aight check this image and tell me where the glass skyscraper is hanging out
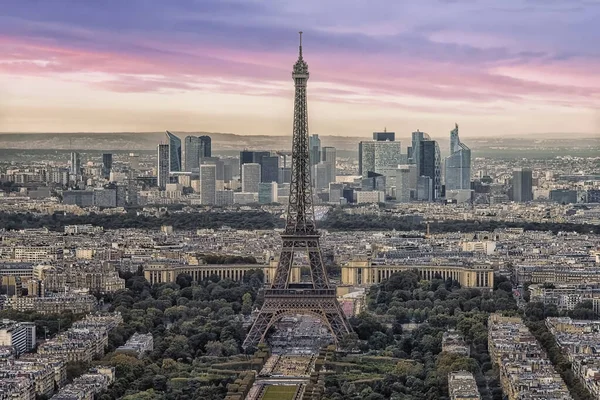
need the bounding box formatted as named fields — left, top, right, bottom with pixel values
left=309, top=134, right=321, bottom=167
left=165, top=131, right=182, bottom=172
left=184, top=135, right=211, bottom=172
left=157, top=144, right=170, bottom=190
left=444, top=124, right=471, bottom=191
left=418, top=139, right=441, bottom=200
left=513, top=168, right=533, bottom=202
left=102, top=153, right=112, bottom=179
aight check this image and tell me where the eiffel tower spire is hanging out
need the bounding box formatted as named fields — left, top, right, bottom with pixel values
left=243, top=33, right=352, bottom=350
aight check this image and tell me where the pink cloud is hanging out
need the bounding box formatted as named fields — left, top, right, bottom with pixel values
left=1, top=34, right=599, bottom=111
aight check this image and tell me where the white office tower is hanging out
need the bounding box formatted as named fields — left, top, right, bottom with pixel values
left=199, top=164, right=216, bottom=205
left=396, top=165, right=413, bottom=203
left=242, top=163, right=261, bottom=193
left=258, top=182, right=278, bottom=204
left=157, top=144, right=170, bottom=190
left=359, top=131, right=402, bottom=177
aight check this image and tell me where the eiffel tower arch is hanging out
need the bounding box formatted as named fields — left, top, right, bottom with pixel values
left=243, top=32, right=352, bottom=349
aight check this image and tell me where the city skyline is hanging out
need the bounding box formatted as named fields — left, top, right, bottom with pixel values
left=1, top=1, right=599, bottom=137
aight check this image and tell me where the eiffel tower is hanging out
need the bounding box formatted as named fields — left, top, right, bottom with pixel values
left=242, top=32, right=352, bottom=349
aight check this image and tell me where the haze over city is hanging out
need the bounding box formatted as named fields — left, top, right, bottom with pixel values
left=1, top=0, right=599, bottom=136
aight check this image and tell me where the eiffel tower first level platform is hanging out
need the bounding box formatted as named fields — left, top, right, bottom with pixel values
left=242, top=287, right=351, bottom=349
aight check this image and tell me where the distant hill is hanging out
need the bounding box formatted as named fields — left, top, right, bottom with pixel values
left=0, top=132, right=597, bottom=156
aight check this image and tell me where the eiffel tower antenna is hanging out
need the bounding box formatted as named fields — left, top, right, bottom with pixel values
left=243, top=32, right=352, bottom=349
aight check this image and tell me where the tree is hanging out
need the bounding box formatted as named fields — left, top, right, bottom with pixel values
left=241, top=292, right=253, bottom=315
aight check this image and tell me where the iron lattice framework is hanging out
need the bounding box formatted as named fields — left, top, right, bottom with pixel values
left=243, top=32, right=352, bottom=349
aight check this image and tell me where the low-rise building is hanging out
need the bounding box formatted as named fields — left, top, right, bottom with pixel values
left=448, top=371, right=480, bottom=400
left=0, top=319, right=36, bottom=354
left=488, top=314, right=572, bottom=400
left=5, top=293, right=97, bottom=315
left=442, top=330, right=470, bottom=356
left=116, top=333, right=153, bottom=357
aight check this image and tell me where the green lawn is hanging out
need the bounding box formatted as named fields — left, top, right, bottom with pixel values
left=261, top=385, right=298, bottom=400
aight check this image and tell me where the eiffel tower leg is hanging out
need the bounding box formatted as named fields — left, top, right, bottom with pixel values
left=243, top=309, right=275, bottom=349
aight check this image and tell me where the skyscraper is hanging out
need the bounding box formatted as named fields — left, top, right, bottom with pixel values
left=70, top=152, right=80, bottom=177
left=203, top=157, right=224, bottom=181
left=445, top=124, right=471, bottom=191
left=102, top=153, right=112, bottom=179
left=199, top=164, right=216, bottom=205
left=260, top=156, right=279, bottom=183
left=157, top=144, right=169, bottom=190
left=242, top=163, right=261, bottom=192
left=419, top=139, right=441, bottom=200
left=313, top=162, right=332, bottom=190
left=322, top=146, right=336, bottom=182
left=309, top=134, right=321, bottom=167
left=184, top=135, right=211, bottom=172
left=410, top=130, right=430, bottom=171
left=165, top=131, right=182, bottom=172
left=239, top=150, right=270, bottom=178
left=513, top=168, right=533, bottom=202
left=359, top=134, right=401, bottom=177
left=373, top=130, right=395, bottom=142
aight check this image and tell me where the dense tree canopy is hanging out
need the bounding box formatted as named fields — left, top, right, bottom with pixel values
left=96, top=269, right=265, bottom=400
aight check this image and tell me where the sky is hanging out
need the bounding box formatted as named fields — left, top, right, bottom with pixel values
left=0, top=0, right=599, bottom=137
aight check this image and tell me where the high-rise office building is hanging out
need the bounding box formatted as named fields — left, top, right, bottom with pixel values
left=184, top=135, right=211, bottom=172
left=216, top=190, right=234, bottom=206
left=513, top=168, right=533, bottom=202
left=70, top=152, right=81, bottom=177
left=102, top=153, right=112, bottom=179
left=129, top=153, right=140, bottom=172
left=373, top=130, right=395, bottom=142
left=279, top=167, right=291, bottom=184
left=203, top=157, right=224, bottom=182
left=410, top=130, right=430, bottom=170
left=258, top=182, right=278, bottom=204
left=445, top=124, right=471, bottom=191
left=239, top=150, right=270, bottom=178
left=361, top=172, right=386, bottom=192
left=416, top=176, right=433, bottom=201
left=242, top=163, right=261, bottom=193
left=157, top=144, right=170, bottom=190
left=309, top=134, right=321, bottom=167
left=165, top=131, right=182, bottom=172
left=396, top=165, right=413, bottom=203
left=328, top=183, right=344, bottom=203
left=199, top=164, right=216, bottom=205
left=359, top=136, right=402, bottom=177
left=260, top=156, right=279, bottom=183
left=419, top=139, right=441, bottom=200
left=322, top=146, right=336, bottom=182
left=313, top=162, right=332, bottom=190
